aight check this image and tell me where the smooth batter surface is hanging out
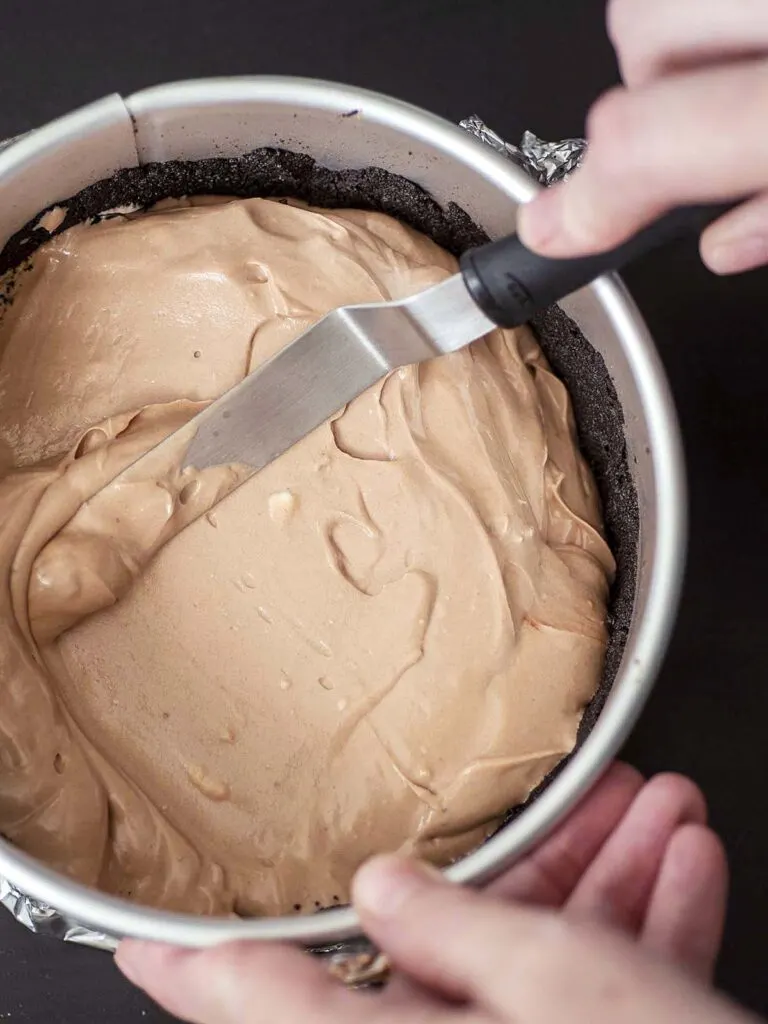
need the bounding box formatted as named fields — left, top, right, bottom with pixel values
left=0, top=197, right=615, bottom=916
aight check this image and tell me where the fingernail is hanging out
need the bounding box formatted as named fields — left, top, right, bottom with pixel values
left=353, top=855, right=443, bottom=919
left=115, top=940, right=186, bottom=987
left=517, top=191, right=566, bottom=254
left=706, top=236, right=768, bottom=275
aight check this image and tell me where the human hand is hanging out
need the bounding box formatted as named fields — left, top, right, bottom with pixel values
left=516, top=0, right=768, bottom=275
left=115, top=764, right=745, bottom=1023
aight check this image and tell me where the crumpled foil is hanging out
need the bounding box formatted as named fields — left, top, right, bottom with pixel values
left=0, top=876, right=117, bottom=951
left=0, top=135, right=21, bottom=156
left=460, top=115, right=586, bottom=185
left=0, top=117, right=587, bottom=975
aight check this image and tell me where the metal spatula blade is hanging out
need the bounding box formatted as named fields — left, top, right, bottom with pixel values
left=183, top=273, right=494, bottom=473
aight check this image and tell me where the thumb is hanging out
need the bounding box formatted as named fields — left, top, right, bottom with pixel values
left=352, top=855, right=556, bottom=1007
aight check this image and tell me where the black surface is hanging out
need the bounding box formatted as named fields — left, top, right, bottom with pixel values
left=0, top=0, right=766, bottom=1020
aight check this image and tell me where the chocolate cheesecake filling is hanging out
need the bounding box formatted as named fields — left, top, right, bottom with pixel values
left=0, top=154, right=637, bottom=917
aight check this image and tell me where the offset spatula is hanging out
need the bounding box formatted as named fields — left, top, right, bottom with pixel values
left=101, top=203, right=730, bottom=516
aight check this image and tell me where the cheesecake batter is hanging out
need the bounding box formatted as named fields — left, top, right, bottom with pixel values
left=0, top=196, right=615, bottom=916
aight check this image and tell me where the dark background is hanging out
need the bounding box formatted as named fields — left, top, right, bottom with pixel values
left=0, top=0, right=766, bottom=1019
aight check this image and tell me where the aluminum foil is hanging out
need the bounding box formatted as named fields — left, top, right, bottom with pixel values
left=0, top=876, right=117, bottom=951
left=0, top=135, right=21, bottom=156
left=0, top=116, right=586, bottom=971
left=460, top=115, right=586, bottom=185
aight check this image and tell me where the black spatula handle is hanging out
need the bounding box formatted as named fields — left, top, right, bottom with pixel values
left=460, top=203, right=736, bottom=329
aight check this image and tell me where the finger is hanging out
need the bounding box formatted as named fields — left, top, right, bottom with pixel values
left=516, top=60, right=768, bottom=258
left=488, top=761, right=644, bottom=906
left=353, top=856, right=747, bottom=1024
left=354, top=855, right=555, bottom=1007
left=377, top=974, right=466, bottom=1021
left=608, top=0, right=768, bottom=87
left=701, top=190, right=768, bottom=273
left=566, top=773, right=707, bottom=933
left=642, top=824, right=729, bottom=982
left=115, top=940, right=360, bottom=1024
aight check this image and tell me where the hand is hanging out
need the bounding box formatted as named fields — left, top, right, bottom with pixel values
left=516, top=0, right=768, bottom=275
left=114, top=764, right=744, bottom=1023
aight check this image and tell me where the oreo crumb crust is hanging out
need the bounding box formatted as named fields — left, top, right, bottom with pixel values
left=0, top=145, right=638, bottom=902
left=0, top=148, right=487, bottom=278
